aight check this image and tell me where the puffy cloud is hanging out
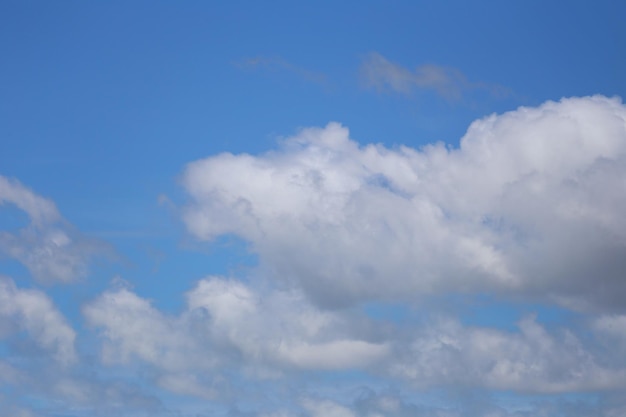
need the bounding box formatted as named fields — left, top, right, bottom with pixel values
left=180, top=96, right=626, bottom=311
left=0, top=176, right=105, bottom=284
left=84, top=279, right=626, bottom=398
left=0, top=276, right=76, bottom=365
left=187, top=278, right=388, bottom=370
left=84, top=277, right=388, bottom=396
left=360, top=52, right=509, bottom=100
left=83, top=287, right=205, bottom=371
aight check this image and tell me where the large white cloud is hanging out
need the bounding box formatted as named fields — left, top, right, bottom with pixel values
left=0, top=176, right=105, bottom=284
left=180, top=95, right=626, bottom=311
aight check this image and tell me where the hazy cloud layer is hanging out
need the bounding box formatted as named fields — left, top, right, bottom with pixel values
left=181, top=95, right=626, bottom=311
left=361, top=52, right=510, bottom=100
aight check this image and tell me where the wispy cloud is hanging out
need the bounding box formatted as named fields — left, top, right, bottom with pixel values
left=0, top=176, right=110, bottom=284
left=236, top=56, right=328, bottom=86
left=361, top=52, right=511, bottom=101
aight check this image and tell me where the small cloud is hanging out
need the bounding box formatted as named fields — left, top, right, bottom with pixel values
left=236, top=56, right=328, bottom=86
left=0, top=276, right=77, bottom=365
left=360, top=52, right=511, bottom=101
left=0, top=175, right=111, bottom=284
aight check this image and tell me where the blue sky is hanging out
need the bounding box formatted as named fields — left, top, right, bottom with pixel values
left=2, top=1, right=626, bottom=416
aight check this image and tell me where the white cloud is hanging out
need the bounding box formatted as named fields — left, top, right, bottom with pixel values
left=187, top=278, right=388, bottom=370
left=0, top=176, right=105, bottom=284
left=180, top=96, right=626, bottom=312
left=302, top=399, right=356, bottom=417
left=360, top=52, right=509, bottom=100
left=388, top=315, right=625, bottom=393
left=0, top=176, right=59, bottom=226
left=84, top=276, right=388, bottom=396
left=83, top=278, right=626, bottom=397
left=83, top=287, right=204, bottom=371
left=0, top=277, right=76, bottom=365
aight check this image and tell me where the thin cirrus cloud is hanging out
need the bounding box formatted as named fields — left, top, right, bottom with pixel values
left=360, top=52, right=511, bottom=101
left=236, top=56, right=328, bottom=86
left=181, top=95, right=626, bottom=312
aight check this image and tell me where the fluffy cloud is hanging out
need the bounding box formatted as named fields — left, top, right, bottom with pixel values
left=0, top=277, right=76, bottom=365
left=187, top=278, right=388, bottom=370
left=181, top=96, right=626, bottom=311
left=83, top=278, right=626, bottom=398
left=84, top=276, right=388, bottom=396
left=0, top=176, right=105, bottom=283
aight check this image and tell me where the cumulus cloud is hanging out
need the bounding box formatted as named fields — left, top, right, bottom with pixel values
left=0, top=176, right=106, bottom=283
left=187, top=278, right=388, bottom=370
left=361, top=52, right=509, bottom=100
left=180, top=95, right=626, bottom=311
left=82, top=278, right=626, bottom=399
left=83, top=286, right=205, bottom=371
left=0, top=276, right=76, bottom=365
left=84, top=277, right=388, bottom=396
